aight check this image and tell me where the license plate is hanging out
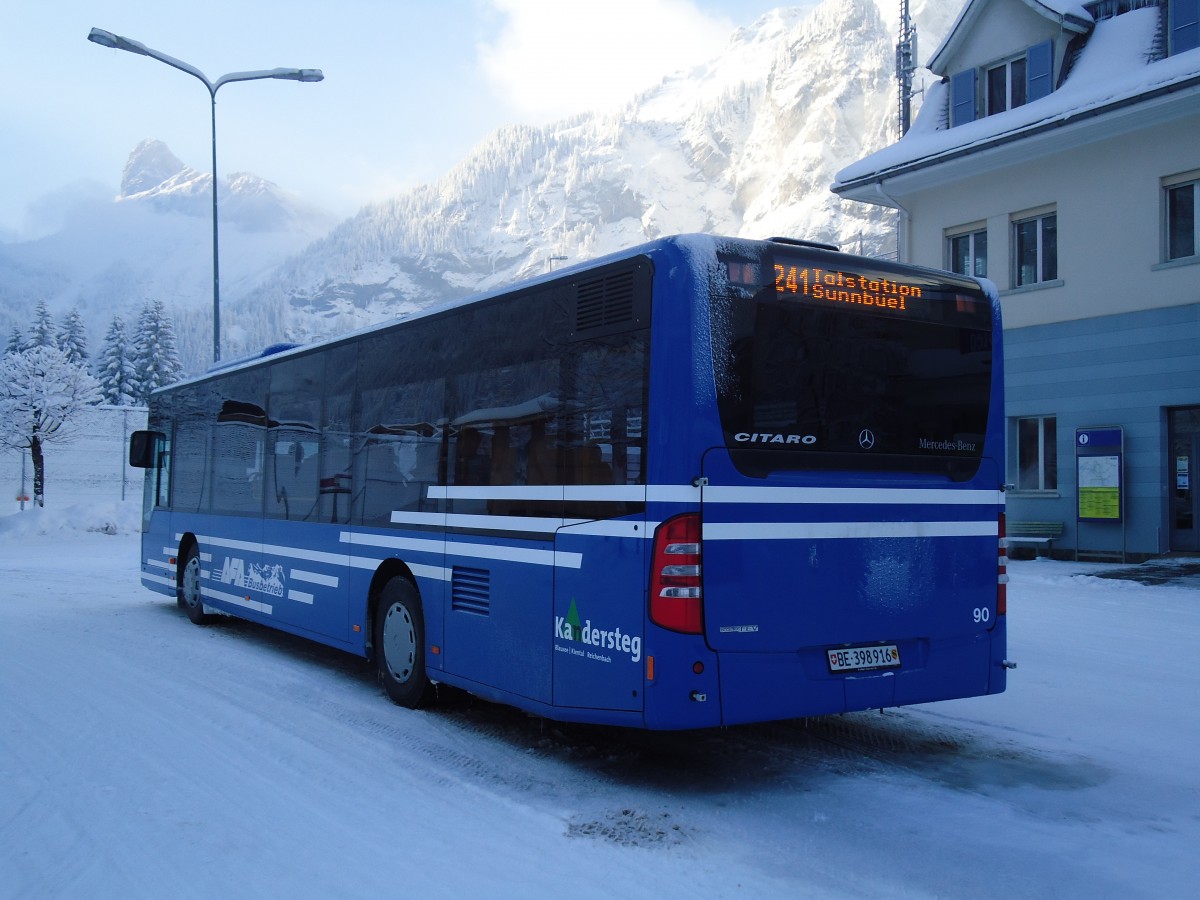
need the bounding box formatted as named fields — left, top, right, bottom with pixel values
left=827, top=644, right=901, bottom=672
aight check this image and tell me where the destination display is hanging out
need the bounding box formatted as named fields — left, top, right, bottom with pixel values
left=723, top=256, right=993, bottom=329
left=774, top=263, right=922, bottom=312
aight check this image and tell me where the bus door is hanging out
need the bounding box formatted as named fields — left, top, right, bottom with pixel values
left=552, top=487, right=647, bottom=713
left=130, top=428, right=177, bottom=600
left=440, top=419, right=557, bottom=706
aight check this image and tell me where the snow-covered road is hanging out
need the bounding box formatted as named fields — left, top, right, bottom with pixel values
left=1, top=511, right=1196, bottom=898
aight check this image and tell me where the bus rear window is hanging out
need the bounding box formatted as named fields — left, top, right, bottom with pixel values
left=712, top=257, right=993, bottom=480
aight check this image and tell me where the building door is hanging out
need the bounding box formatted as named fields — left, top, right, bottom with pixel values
left=1169, top=407, right=1200, bottom=552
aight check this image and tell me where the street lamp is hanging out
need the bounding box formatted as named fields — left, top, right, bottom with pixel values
left=547, top=255, right=568, bottom=272
left=87, top=27, right=323, bottom=363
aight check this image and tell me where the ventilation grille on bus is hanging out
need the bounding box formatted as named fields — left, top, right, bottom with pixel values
left=576, top=270, right=635, bottom=332
left=451, top=566, right=490, bottom=616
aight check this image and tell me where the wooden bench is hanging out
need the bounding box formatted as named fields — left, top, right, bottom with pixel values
left=1006, top=521, right=1064, bottom=557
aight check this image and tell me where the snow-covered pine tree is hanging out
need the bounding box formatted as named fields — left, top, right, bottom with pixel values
left=130, top=300, right=184, bottom=404
left=97, top=315, right=136, bottom=406
left=5, top=325, right=24, bottom=356
left=30, top=299, right=56, bottom=349
left=57, top=307, right=89, bottom=366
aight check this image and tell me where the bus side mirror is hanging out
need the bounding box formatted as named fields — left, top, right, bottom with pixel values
left=129, top=430, right=165, bottom=468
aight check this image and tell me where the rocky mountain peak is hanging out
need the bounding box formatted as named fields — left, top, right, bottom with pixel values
left=120, top=139, right=190, bottom=198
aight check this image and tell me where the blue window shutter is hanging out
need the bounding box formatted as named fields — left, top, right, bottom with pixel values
left=1026, top=39, right=1053, bottom=102
left=1174, top=0, right=1200, bottom=54
left=951, top=69, right=977, bottom=126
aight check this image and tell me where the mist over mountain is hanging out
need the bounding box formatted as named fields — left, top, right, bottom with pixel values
left=0, top=139, right=335, bottom=368
left=2, top=0, right=955, bottom=374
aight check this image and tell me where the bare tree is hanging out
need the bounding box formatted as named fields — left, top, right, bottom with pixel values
left=0, top=346, right=102, bottom=507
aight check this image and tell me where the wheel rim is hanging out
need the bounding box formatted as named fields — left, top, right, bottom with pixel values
left=181, top=554, right=201, bottom=609
left=382, top=603, right=417, bottom=683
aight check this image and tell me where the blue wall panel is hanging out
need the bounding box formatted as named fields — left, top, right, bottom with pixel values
left=1003, top=303, right=1200, bottom=557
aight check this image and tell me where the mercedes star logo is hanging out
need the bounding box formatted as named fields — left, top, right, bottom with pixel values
left=858, top=429, right=876, bottom=450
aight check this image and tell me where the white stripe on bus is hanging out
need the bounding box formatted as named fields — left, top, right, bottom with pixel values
left=174, top=506, right=997, bottom=587
left=183, top=533, right=351, bottom=568
left=703, top=521, right=998, bottom=541
left=425, top=484, right=1000, bottom=506
left=290, top=569, right=339, bottom=587
left=387, top=511, right=655, bottom=541
left=390, top=511, right=574, bottom=532
left=341, top=531, right=581, bottom=569
left=201, top=585, right=273, bottom=615
left=702, top=486, right=1001, bottom=506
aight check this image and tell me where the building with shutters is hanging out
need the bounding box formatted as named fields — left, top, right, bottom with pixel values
left=833, top=0, right=1200, bottom=559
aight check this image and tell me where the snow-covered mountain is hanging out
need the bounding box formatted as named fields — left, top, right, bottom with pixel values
left=2, top=0, right=957, bottom=374
left=119, top=139, right=331, bottom=234
left=247, top=0, right=949, bottom=350
left=0, top=139, right=335, bottom=368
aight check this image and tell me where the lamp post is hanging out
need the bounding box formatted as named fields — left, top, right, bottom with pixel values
left=87, top=28, right=323, bottom=363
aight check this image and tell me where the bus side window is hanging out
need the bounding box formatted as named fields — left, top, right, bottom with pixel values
left=455, top=428, right=490, bottom=485
left=526, top=425, right=560, bottom=486
left=172, top=421, right=209, bottom=514
left=320, top=345, right=356, bottom=525
left=568, top=443, right=612, bottom=485
left=267, top=354, right=324, bottom=522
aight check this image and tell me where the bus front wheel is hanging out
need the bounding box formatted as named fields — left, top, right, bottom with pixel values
left=177, top=544, right=214, bottom=625
left=374, top=578, right=432, bottom=709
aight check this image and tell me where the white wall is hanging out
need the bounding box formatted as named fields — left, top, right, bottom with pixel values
left=936, top=0, right=1060, bottom=77
left=905, top=114, right=1200, bottom=329
left=1, top=405, right=147, bottom=510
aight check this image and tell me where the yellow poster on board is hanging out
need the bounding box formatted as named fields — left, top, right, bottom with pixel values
left=1078, top=455, right=1120, bottom=520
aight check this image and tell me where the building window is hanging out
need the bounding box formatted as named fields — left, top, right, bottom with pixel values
left=1165, top=177, right=1198, bottom=261
left=948, top=228, right=988, bottom=277
left=987, top=57, right=1027, bottom=115
left=1172, top=0, right=1199, bottom=55
left=950, top=40, right=1053, bottom=126
left=1017, top=416, right=1057, bottom=491
left=1013, top=212, right=1057, bottom=286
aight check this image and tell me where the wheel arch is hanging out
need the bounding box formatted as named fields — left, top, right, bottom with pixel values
left=176, top=531, right=199, bottom=597
left=364, top=557, right=420, bottom=664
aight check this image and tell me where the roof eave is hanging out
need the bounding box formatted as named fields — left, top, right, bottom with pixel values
left=832, top=74, right=1200, bottom=203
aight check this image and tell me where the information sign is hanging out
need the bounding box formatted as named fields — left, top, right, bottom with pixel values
left=1076, top=427, right=1123, bottom=522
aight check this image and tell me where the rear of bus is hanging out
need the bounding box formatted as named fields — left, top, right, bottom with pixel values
left=642, top=236, right=1006, bottom=729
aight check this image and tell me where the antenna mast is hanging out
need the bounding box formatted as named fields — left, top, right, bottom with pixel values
left=896, top=0, right=918, bottom=135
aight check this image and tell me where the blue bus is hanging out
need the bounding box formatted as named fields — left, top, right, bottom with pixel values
left=129, top=234, right=1008, bottom=730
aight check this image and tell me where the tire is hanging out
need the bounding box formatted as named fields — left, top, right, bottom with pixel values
left=374, top=578, right=432, bottom=709
left=177, top=544, right=214, bottom=625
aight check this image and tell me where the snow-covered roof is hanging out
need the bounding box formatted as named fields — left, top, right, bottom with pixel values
left=928, top=0, right=1093, bottom=75
left=833, top=8, right=1200, bottom=197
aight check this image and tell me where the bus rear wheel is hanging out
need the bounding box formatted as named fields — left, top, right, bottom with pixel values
left=177, top=544, right=213, bottom=625
left=374, top=578, right=432, bottom=709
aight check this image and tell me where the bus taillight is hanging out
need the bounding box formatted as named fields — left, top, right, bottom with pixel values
left=650, top=513, right=704, bottom=634
left=997, top=512, right=1008, bottom=616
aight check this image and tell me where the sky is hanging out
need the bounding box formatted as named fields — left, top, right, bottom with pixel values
left=0, top=0, right=819, bottom=241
